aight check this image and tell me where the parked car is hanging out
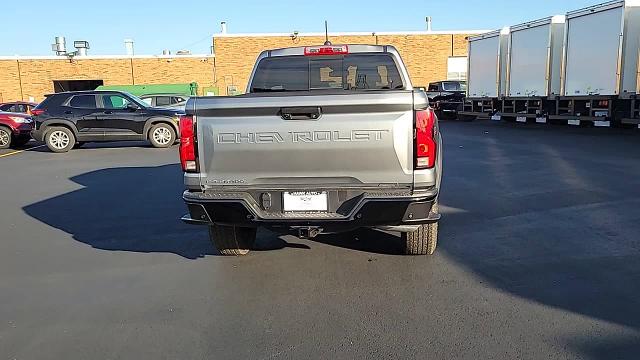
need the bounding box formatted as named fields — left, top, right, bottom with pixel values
left=139, top=94, right=188, bottom=110
left=180, top=44, right=442, bottom=256
left=0, top=112, right=34, bottom=149
left=425, top=80, right=466, bottom=119
left=0, top=101, right=39, bottom=115
left=30, top=91, right=181, bottom=153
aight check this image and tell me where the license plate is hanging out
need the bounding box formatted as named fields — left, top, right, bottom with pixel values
left=516, top=116, right=527, bottom=123
left=283, top=191, right=328, bottom=212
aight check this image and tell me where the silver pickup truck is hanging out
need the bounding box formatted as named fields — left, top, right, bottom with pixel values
left=180, top=44, right=442, bottom=256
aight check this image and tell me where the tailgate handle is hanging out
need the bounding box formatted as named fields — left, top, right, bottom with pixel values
left=280, top=107, right=321, bottom=120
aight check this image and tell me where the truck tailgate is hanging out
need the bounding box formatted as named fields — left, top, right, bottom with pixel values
left=193, top=91, right=418, bottom=189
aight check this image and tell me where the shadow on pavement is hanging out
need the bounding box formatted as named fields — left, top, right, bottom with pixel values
left=311, top=228, right=403, bottom=255
left=436, top=121, right=640, bottom=357
left=22, top=164, right=307, bottom=259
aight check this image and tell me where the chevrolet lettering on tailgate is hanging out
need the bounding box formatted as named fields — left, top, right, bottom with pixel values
left=217, top=130, right=389, bottom=144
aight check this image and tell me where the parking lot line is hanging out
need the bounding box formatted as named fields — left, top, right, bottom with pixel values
left=0, top=144, right=46, bottom=158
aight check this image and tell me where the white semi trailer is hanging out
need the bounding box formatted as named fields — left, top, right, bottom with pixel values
left=463, top=0, right=640, bottom=126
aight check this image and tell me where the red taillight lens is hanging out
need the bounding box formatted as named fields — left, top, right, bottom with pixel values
left=179, top=114, right=197, bottom=172
left=415, top=108, right=437, bottom=169
left=31, top=109, right=45, bottom=116
left=304, top=45, right=349, bottom=56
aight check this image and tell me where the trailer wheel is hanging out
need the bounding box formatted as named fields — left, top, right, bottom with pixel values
left=208, top=224, right=257, bottom=256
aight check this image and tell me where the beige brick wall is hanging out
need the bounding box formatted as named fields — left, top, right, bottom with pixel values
left=0, top=33, right=471, bottom=101
left=0, top=57, right=216, bottom=102
left=16, top=59, right=133, bottom=102
left=132, top=58, right=215, bottom=87
left=213, top=33, right=473, bottom=94
left=0, top=61, right=24, bottom=103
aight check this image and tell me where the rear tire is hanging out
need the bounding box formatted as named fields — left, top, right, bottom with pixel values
left=0, top=126, right=12, bottom=149
left=401, top=203, right=439, bottom=255
left=208, top=224, right=257, bottom=256
left=45, top=127, right=75, bottom=153
left=148, top=123, right=176, bottom=148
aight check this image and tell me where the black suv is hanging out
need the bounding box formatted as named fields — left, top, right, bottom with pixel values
left=31, top=90, right=182, bottom=153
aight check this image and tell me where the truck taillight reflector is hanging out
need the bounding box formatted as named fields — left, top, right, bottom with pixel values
left=304, top=45, right=349, bottom=56
left=179, top=114, right=197, bottom=172
left=415, top=108, right=437, bottom=169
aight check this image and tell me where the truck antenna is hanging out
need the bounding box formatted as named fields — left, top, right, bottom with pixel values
left=324, top=20, right=331, bottom=46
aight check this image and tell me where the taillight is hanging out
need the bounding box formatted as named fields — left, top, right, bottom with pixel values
left=31, top=109, right=45, bottom=116
left=304, top=45, right=349, bottom=56
left=415, top=108, right=437, bottom=169
left=179, top=114, right=197, bottom=172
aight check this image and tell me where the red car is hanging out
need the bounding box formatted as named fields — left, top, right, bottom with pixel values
left=0, top=101, right=39, bottom=115
left=0, top=112, right=33, bottom=149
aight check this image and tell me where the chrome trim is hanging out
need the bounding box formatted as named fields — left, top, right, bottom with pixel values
left=505, top=31, right=512, bottom=96
left=615, top=6, right=626, bottom=96
left=510, top=16, right=554, bottom=32
left=560, top=18, right=569, bottom=96
left=566, top=0, right=624, bottom=20
left=544, top=22, right=554, bottom=96
left=468, top=29, right=502, bottom=42
left=466, top=40, right=471, bottom=97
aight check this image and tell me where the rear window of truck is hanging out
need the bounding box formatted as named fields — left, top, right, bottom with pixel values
left=250, top=53, right=404, bottom=92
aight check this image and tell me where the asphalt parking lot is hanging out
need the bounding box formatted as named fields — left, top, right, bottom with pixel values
left=1, top=120, right=640, bottom=359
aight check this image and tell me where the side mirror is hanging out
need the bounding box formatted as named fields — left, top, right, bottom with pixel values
left=126, top=103, right=139, bottom=111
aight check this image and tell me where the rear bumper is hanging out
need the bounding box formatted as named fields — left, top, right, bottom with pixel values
left=14, top=123, right=33, bottom=136
left=181, top=188, right=439, bottom=231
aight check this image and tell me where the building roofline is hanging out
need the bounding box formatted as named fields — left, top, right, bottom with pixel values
left=0, top=54, right=215, bottom=60
left=213, top=30, right=490, bottom=38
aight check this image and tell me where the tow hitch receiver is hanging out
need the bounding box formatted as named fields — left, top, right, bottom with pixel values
left=296, top=227, right=322, bottom=239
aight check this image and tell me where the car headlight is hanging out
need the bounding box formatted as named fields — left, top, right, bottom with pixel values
left=9, top=116, right=33, bottom=123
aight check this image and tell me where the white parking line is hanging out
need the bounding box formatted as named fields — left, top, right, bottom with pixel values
left=0, top=144, right=46, bottom=158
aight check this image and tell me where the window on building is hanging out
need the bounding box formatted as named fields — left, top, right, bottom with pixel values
left=53, top=80, right=104, bottom=93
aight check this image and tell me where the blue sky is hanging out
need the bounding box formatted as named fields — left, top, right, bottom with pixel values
left=1, top=0, right=599, bottom=56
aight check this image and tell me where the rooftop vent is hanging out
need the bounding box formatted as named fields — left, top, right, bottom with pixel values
left=74, top=41, right=90, bottom=56
left=51, top=36, right=67, bottom=56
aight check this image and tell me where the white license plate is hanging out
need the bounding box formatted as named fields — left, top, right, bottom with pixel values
left=516, top=116, right=527, bottom=123
left=283, top=191, right=328, bottom=212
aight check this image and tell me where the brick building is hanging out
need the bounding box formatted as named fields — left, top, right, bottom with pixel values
left=0, top=55, right=216, bottom=103
left=0, top=30, right=484, bottom=102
